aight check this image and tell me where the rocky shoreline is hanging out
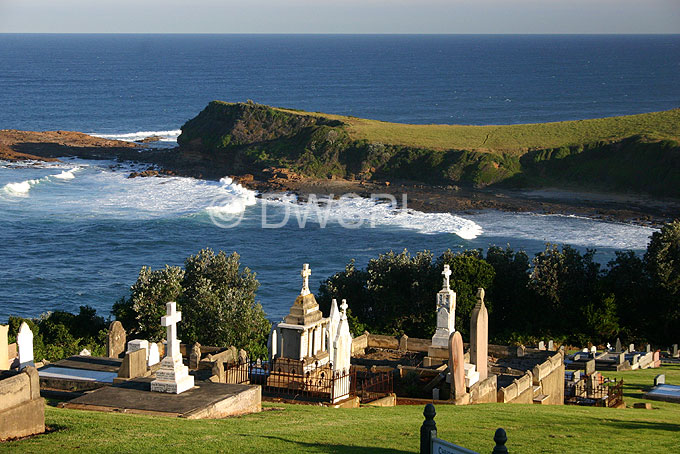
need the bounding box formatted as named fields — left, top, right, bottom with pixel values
left=1, top=129, right=677, bottom=227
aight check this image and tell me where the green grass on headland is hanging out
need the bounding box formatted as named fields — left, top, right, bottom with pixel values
left=3, top=365, right=679, bottom=454
left=277, top=106, right=680, bottom=153
left=178, top=101, right=680, bottom=196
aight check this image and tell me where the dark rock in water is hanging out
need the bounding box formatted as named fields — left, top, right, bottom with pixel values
left=128, top=169, right=160, bottom=178
left=136, top=135, right=163, bottom=143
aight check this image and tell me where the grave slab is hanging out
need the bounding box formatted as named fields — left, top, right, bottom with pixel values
left=61, top=378, right=261, bottom=418
left=643, top=384, right=680, bottom=404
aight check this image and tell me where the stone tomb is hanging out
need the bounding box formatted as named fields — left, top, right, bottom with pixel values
left=38, top=356, right=122, bottom=393
left=151, top=302, right=195, bottom=394
left=272, top=264, right=331, bottom=373
left=643, top=384, right=680, bottom=404
left=425, top=265, right=457, bottom=366
left=61, top=377, right=261, bottom=419
left=0, top=366, right=45, bottom=441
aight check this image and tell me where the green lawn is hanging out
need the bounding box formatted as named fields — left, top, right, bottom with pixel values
left=275, top=106, right=680, bottom=153
left=3, top=366, right=679, bottom=454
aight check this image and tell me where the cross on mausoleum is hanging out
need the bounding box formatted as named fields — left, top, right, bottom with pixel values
left=301, top=263, right=312, bottom=296
left=340, top=299, right=348, bottom=317
left=162, top=302, right=182, bottom=358
left=442, top=264, right=452, bottom=290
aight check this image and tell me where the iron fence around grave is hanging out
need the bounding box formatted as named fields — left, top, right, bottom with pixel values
left=356, top=369, right=393, bottom=403
left=565, top=378, right=624, bottom=407
left=222, top=357, right=357, bottom=403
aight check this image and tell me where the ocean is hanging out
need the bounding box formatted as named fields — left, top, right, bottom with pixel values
left=0, top=34, right=678, bottom=322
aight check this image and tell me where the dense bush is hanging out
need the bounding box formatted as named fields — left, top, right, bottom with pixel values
left=113, top=249, right=271, bottom=357
left=317, top=219, right=680, bottom=346
left=8, top=306, right=107, bottom=362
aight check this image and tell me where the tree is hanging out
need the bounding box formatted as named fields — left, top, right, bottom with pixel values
left=604, top=250, right=650, bottom=341
left=485, top=246, right=532, bottom=335
left=644, top=219, right=680, bottom=343
left=113, top=249, right=270, bottom=357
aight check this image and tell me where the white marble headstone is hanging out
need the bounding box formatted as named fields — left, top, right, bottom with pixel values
left=127, top=339, right=150, bottom=360
left=147, top=342, right=160, bottom=366
left=17, top=322, right=34, bottom=370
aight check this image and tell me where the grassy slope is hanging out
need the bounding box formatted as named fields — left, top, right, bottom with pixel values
left=3, top=365, right=679, bottom=454
left=276, top=107, right=680, bottom=153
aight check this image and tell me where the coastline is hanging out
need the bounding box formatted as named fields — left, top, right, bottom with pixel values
left=1, top=129, right=677, bottom=228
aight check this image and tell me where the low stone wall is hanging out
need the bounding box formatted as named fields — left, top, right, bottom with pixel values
left=362, top=333, right=432, bottom=353
left=532, top=351, right=565, bottom=405
left=469, top=374, right=497, bottom=404
left=351, top=333, right=368, bottom=355
left=0, top=366, right=45, bottom=441
left=366, top=334, right=399, bottom=350
left=497, top=371, right=534, bottom=403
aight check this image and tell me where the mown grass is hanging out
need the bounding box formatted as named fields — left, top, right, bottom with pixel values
left=275, top=106, right=680, bottom=154
left=3, top=365, right=679, bottom=454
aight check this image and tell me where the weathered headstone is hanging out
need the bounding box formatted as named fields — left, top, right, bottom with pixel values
left=448, top=331, right=465, bottom=400
left=646, top=344, right=651, bottom=353
left=327, top=298, right=340, bottom=360
left=590, top=345, right=597, bottom=355
left=117, top=349, right=147, bottom=379
left=516, top=345, right=526, bottom=358
left=629, top=343, right=635, bottom=353
left=548, top=340, right=554, bottom=351
left=432, top=265, right=457, bottom=348
left=17, top=322, right=34, bottom=370
left=151, top=302, right=195, bottom=394
left=78, top=348, right=91, bottom=356
left=469, top=288, right=488, bottom=380
left=332, top=300, right=353, bottom=373
left=673, top=344, right=679, bottom=358
left=148, top=342, right=160, bottom=366
left=107, top=321, right=126, bottom=359
left=0, top=325, right=8, bottom=370
left=189, top=342, right=201, bottom=369
left=585, top=359, right=596, bottom=376
left=615, top=338, right=622, bottom=353
left=127, top=339, right=149, bottom=357
left=538, top=341, right=546, bottom=351
left=654, top=374, right=665, bottom=386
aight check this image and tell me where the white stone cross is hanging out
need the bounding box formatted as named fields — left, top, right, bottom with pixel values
left=340, top=299, right=348, bottom=317
left=161, top=302, right=182, bottom=358
left=442, top=264, right=452, bottom=290
left=301, top=263, right=312, bottom=296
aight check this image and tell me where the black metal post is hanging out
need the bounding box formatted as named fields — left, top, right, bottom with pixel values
left=420, top=403, right=437, bottom=454
left=492, top=428, right=508, bottom=454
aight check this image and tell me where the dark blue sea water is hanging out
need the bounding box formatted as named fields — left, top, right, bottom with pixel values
left=0, top=35, right=677, bottom=323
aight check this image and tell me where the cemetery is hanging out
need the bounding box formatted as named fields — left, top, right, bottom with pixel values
left=1, top=263, right=680, bottom=452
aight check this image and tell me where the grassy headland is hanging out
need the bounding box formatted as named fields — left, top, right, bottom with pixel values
left=178, top=101, right=680, bottom=197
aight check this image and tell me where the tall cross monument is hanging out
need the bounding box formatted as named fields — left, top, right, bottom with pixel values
left=301, top=263, right=312, bottom=296
left=431, top=264, right=457, bottom=348
left=151, top=302, right=195, bottom=394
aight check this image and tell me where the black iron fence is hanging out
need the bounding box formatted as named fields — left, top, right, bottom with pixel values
left=222, top=357, right=356, bottom=403
left=356, top=369, right=393, bottom=403
left=565, top=377, right=624, bottom=407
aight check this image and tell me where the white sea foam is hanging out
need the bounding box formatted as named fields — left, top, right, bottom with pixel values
left=3, top=179, right=40, bottom=195
left=261, top=193, right=483, bottom=239
left=52, top=168, right=79, bottom=180
left=2, top=166, right=82, bottom=196
left=90, top=129, right=182, bottom=147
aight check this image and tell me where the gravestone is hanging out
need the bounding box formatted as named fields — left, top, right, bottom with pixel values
left=148, top=342, right=160, bottom=366
left=79, top=348, right=91, bottom=356
left=107, top=321, right=126, bottom=358
left=432, top=388, right=440, bottom=400
left=432, top=265, right=457, bottom=348
left=646, top=344, right=651, bottom=353
left=516, top=345, right=526, bottom=358
left=629, top=343, right=635, bottom=353
left=469, top=288, right=488, bottom=380
left=548, top=340, right=554, bottom=351
left=590, top=345, right=597, bottom=355
left=151, top=302, right=194, bottom=394
left=538, top=341, right=546, bottom=351
left=190, top=342, right=201, bottom=369
left=654, top=374, right=665, bottom=386
left=585, top=359, right=596, bottom=376
left=332, top=300, right=353, bottom=373
left=615, top=338, right=622, bottom=353
left=327, top=298, right=340, bottom=361
left=17, top=322, right=34, bottom=370
left=673, top=344, right=679, bottom=358
left=117, top=349, right=147, bottom=379
left=0, top=325, right=8, bottom=370
left=448, top=331, right=465, bottom=400
left=127, top=339, right=149, bottom=360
